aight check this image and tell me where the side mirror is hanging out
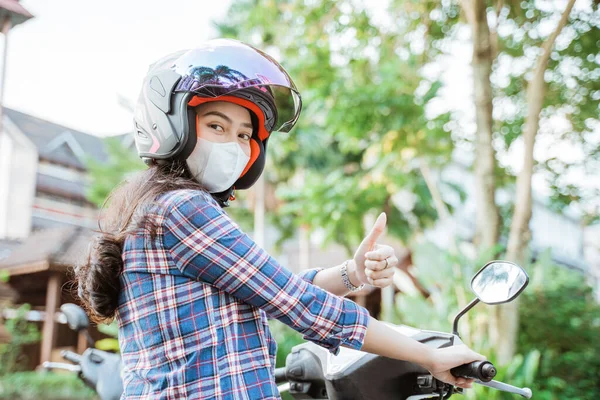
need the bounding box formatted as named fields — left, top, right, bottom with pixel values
left=60, top=303, right=90, bottom=332
left=453, top=260, right=529, bottom=337
left=471, top=261, right=529, bottom=305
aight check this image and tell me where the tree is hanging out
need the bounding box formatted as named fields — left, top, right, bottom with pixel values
left=215, top=1, right=462, bottom=253
left=85, top=137, right=145, bottom=208
left=218, top=0, right=600, bottom=364
left=457, top=0, right=598, bottom=363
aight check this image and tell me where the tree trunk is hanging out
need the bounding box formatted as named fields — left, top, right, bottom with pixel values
left=461, top=0, right=505, bottom=354
left=470, top=0, right=501, bottom=254
left=497, top=0, right=577, bottom=365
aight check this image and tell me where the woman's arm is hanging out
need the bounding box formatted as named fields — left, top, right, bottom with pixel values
left=163, top=190, right=369, bottom=355
left=310, top=260, right=361, bottom=297
left=162, top=190, right=483, bottom=388
left=360, top=317, right=485, bottom=389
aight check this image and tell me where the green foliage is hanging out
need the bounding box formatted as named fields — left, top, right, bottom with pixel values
left=0, top=304, right=41, bottom=375
left=387, top=241, right=549, bottom=397
left=85, top=137, right=145, bottom=207
left=224, top=190, right=255, bottom=233
left=403, top=245, right=599, bottom=399
left=518, top=260, right=600, bottom=399
left=391, top=0, right=600, bottom=221
left=391, top=240, right=505, bottom=348
left=95, top=321, right=120, bottom=353
left=0, top=372, right=97, bottom=400
left=216, top=1, right=460, bottom=250
left=492, top=1, right=600, bottom=221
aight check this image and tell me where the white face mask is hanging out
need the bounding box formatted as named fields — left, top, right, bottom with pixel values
left=187, top=138, right=251, bottom=193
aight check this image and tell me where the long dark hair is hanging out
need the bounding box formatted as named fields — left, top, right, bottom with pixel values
left=75, top=160, right=204, bottom=324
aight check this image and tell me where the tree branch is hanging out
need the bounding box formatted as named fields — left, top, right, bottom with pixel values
left=534, top=0, right=577, bottom=77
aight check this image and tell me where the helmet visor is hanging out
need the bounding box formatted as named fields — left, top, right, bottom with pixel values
left=172, top=39, right=301, bottom=133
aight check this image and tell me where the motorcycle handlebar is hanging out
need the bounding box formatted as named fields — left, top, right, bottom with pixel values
left=451, top=361, right=497, bottom=383
left=61, top=350, right=82, bottom=365
left=274, top=367, right=287, bottom=384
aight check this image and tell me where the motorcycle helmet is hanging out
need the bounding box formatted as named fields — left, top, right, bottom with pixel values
left=132, top=38, right=302, bottom=202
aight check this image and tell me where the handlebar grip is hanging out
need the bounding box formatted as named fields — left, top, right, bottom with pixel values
left=451, top=361, right=497, bottom=382
left=274, top=367, right=287, bottom=384
left=61, top=350, right=82, bottom=365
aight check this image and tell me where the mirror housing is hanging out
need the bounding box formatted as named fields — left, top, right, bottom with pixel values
left=452, top=260, right=529, bottom=337
left=471, top=260, right=529, bottom=305
left=60, top=303, right=90, bottom=332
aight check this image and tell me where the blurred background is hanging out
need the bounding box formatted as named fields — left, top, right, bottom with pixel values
left=0, top=0, right=598, bottom=399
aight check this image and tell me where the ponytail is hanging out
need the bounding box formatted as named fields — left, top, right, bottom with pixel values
left=74, top=160, right=204, bottom=324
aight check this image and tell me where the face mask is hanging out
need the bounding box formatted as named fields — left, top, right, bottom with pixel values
left=187, top=138, right=251, bottom=193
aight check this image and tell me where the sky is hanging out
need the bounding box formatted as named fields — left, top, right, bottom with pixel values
left=6, top=0, right=478, bottom=138
left=5, top=0, right=233, bottom=136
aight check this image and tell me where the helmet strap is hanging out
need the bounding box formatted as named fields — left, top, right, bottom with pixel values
left=210, top=187, right=235, bottom=208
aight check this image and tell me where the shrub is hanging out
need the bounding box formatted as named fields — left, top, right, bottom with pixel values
left=0, top=304, right=40, bottom=375
left=518, top=264, right=600, bottom=400
left=0, top=371, right=97, bottom=400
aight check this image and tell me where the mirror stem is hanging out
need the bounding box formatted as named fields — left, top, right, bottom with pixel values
left=85, top=330, right=96, bottom=347
left=452, top=298, right=480, bottom=337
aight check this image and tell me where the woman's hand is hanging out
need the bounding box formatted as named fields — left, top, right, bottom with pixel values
left=425, top=345, right=487, bottom=389
left=352, top=213, right=398, bottom=288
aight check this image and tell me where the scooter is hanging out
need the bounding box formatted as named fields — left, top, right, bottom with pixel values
left=44, top=260, right=532, bottom=400
left=41, top=303, right=123, bottom=400
left=275, top=260, right=533, bottom=399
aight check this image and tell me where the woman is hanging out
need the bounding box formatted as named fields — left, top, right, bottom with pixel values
left=75, top=39, right=483, bottom=399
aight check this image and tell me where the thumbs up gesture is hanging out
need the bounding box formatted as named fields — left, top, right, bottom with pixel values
left=353, top=212, right=398, bottom=288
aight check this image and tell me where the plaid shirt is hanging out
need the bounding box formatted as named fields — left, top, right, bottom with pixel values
left=116, top=189, right=370, bottom=399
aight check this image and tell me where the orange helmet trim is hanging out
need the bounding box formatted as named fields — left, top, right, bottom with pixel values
left=188, top=95, right=269, bottom=178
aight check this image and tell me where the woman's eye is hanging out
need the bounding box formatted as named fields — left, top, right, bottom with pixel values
left=239, top=133, right=251, bottom=141
left=209, top=124, right=224, bottom=132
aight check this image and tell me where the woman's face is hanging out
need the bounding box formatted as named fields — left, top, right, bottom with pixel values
left=194, top=101, right=253, bottom=157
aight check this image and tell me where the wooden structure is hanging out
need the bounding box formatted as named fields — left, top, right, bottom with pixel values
left=0, top=225, right=102, bottom=367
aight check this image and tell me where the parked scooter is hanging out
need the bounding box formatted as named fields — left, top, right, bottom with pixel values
left=275, top=260, right=533, bottom=399
left=41, top=304, right=123, bottom=400
left=44, top=260, right=532, bottom=400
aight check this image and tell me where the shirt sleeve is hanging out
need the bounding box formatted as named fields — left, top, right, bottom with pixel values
left=296, top=268, right=323, bottom=284
left=162, top=190, right=370, bottom=355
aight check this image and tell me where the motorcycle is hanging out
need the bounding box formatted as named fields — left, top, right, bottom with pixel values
left=275, top=260, right=533, bottom=399
left=44, top=260, right=532, bottom=400
left=41, top=303, right=123, bottom=400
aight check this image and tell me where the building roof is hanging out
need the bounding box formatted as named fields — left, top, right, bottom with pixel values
left=5, top=107, right=131, bottom=169
left=0, top=226, right=93, bottom=276
left=36, top=173, right=88, bottom=201
left=0, top=238, right=21, bottom=261
left=0, top=0, right=34, bottom=27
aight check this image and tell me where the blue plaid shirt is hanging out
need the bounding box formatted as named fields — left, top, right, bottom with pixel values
left=116, top=189, right=370, bottom=399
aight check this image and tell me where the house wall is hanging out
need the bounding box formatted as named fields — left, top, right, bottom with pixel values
left=0, top=119, right=38, bottom=239
left=32, top=160, right=98, bottom=230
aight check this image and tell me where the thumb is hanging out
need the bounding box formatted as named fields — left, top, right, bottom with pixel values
left=361, top=212, right=387, bottom=250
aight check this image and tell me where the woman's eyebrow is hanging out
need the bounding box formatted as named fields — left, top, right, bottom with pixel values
left=202, top=110, right=253, bottom=129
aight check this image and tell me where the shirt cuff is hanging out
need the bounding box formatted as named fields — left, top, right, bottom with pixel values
left=313, top=299, right=370, bottom=356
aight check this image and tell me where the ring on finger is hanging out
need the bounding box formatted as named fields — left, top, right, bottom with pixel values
left=384, top=258, right=389, bottom=269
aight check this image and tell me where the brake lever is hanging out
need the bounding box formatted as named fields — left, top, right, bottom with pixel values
left=475, top=379, right=532, bottom=398
left=41, top=361, right=82, bottom=373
